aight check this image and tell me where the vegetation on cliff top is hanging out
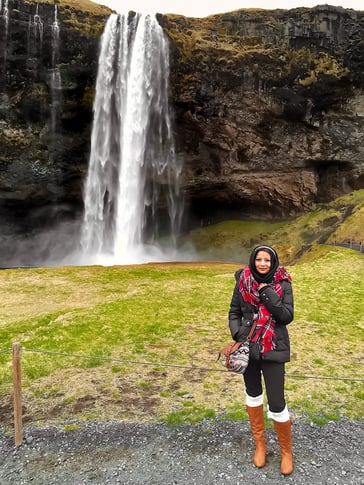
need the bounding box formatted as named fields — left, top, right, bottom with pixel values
left=162, top=8, right=353, bottom=102
left=26, top=0, right=112, bottom=16
left=25, top=0, right=112, bottom=36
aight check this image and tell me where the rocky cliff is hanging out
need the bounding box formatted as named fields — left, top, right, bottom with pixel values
left=0, top=0, right=111, bottom=247
left=161, top=5, right=364, bottom=225
left=0, top=1, right=363, bottom=264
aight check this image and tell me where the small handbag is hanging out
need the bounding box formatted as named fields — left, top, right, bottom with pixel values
left=218, top=320, right=258, bottom=374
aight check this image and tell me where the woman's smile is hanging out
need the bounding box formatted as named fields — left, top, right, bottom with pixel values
left=255, top=250, right=272, bottom=274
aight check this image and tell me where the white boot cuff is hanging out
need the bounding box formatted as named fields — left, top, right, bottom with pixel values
left=267, top=404, right=290, bottom=422
left=246, top=393, right=264, bottom=407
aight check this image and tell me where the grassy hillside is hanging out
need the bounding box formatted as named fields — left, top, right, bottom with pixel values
left=187, top=189, right=364, bottom=264
left=0, top=246, right=363, bottom=431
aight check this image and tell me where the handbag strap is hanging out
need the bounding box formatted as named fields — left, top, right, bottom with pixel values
left=246, top=319, right=258, bottom=342
left=217, top=319, right=259, bottom=363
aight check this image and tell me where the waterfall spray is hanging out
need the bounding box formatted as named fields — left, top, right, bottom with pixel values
left=81, top=13, right=183, bottom=265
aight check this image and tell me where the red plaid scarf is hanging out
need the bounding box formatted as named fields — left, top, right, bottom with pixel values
left=239, top=266, right=292, bottom=355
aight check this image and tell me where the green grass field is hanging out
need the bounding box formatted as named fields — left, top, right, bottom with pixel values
left=0, top=245, right=363, bottom=429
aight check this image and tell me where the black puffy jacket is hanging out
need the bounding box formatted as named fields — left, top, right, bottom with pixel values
left=228, top=269, right=294, bottom=363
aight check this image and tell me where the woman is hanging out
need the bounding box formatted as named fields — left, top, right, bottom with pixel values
left=228, top=244, right=294, bottom=475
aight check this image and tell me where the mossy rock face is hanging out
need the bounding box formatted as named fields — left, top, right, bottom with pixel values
left=162, top=7, right=359, bottom=103
left=159, top=6, right=364, bottom=228
left=0, top=0, right=110, bottom=245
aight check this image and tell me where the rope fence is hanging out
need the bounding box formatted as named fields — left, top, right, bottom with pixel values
left=1, top=344, right=363, bottom=380
left=1, top=343, right=363, bottom=447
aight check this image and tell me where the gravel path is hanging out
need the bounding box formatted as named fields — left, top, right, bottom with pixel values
left=0, top=418, right=363, bottom=484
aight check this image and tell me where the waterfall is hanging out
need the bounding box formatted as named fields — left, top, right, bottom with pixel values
left=1, top=0, right=9, bottom=76
left=50, top=5, right=62, bottom=143
left=80, top=13, right=183, bottom=265
left=28, top=4, right=44, bottom=58
left=2, top=0, right=8, bottom=24
left=2, top=0, right=8, bottom=30
left=51, top=5, right=60, bottom=67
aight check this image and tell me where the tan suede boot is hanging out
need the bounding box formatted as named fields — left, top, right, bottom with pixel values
left=273, top=419, right=294, bottom=475
left=246, top=405, right=266, bottom=468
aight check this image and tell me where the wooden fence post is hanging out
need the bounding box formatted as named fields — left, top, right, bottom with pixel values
left=12, top=342, right=23, bottom=446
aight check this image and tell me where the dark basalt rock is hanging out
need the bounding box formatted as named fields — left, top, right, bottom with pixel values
left=161, top=5, right=364, bottom=224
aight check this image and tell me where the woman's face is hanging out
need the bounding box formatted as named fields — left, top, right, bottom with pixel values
left=255, top=250, right=271, bottom=275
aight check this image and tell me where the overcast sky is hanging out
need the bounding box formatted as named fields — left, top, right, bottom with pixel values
left=91, top=1, right=363, bottom=17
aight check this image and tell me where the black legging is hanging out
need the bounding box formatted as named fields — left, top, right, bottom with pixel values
left=244, top=359, right=286, bottom=413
